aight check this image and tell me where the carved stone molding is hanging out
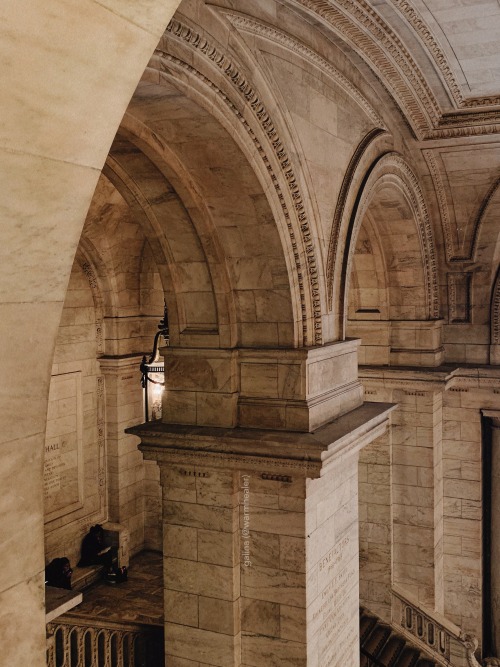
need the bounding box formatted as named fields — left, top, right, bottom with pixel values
left=222, top=12, right=385, bottom=128
left=423, top=149, right=454, bottom=262
left=159, top=18, right=323, bottom=344
left=326, top=128, right=387, bottom=311
left=79, top=257, right=105, bottom=355
left=285, top=0, right=500, bottom=138
left=389, top=0, right=500, bottom=110
left=128, top=401, right=395, bottom=475
left=492, top=269, right=500, bottom=346
left=292, top=0, right=439, bottom=138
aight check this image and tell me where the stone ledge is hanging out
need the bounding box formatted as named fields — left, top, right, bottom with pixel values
left=128, top=401, right=396, bottom=476
left=45, top=587, right=82, bottom=623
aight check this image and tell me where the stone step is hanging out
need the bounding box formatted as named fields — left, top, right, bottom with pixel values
left=360, top=607, right=439, bottom=667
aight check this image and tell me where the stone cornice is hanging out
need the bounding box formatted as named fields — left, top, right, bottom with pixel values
left=360, top=364, right=500, bottom=391
left=128, top=401, right=395, bottom=475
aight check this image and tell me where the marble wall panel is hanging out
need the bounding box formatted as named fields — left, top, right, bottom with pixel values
left=306, top=454, right=361, bottom=667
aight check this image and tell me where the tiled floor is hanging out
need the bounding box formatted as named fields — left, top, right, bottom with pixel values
left=68, top=550, right=164, bottom=626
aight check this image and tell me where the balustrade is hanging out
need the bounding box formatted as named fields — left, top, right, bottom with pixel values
left=392, top=587, right=481, bottom=667
left=46, top=616, right=163, bottom=667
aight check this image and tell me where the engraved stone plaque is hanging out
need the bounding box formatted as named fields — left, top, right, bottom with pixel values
left=44, top=372, right=84, bottom=521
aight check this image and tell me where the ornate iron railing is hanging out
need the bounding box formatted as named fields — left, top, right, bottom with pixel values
left=46, top=615, right=163, bottom=667
left=392, top=586, right=481, bottom=667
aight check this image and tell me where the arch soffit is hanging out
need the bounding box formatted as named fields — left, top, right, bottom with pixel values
left=151, top=17, right=325, bottom=345
left=101, top=155, right=222, bottom=346
left=340, top=152, right=439, bottom=337
left=117, top=116, right=235, bottom=307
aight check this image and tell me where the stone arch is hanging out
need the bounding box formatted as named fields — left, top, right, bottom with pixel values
left=103, top=145, right=224, bottom=348
left=326, top=128, right=393, bottom=337
left=119, top=74, right=298, bottom=349
left=341, top=152, right=439, bottom=340
left=145, top=16, right=325, bottom=345
left=471, top=180, right=500, bottom=329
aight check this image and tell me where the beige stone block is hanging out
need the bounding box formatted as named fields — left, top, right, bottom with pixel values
left=165, top=557, right=238, bottom=601
left=241, top=506, right=304, bottom=537
left=0, top=434, right=45, bottom=594
left=251, top=492, right=280, bottom=509
left=164, top=501, right=237, bottom=532
left=165, top=657, right=200, bottom=667
left=242, top=633, right=306, bottom=666
left=0, top=575, right=46, bottom=667
left=164, top=351, right=235, bottom=393
left=280, top=536, right=306, bottom=573
left=280, top=604, right=307, bottom=643
left=444, top=478, right=480, bottom=501
left=163, top=391, right=197, bottom=426
left=199, top=596, right=239, bottom=635
left=241, top=565, right=305, bottom=606
left=241, top=598, right=280, bottom=637
left=240, top=362, right=279, bottom=398
left=166, top=622, right=240, bottom=666
left=197, top=470, right=237, bottom=508
left=198, top=530, right=236, bottom=567
left=165, top=590, right=198, bottom=627
left=245, top=531, right=280, bottom=569
left=196, top=392, right=238, bottom=428
left=164, top=524, right=197, bottom=561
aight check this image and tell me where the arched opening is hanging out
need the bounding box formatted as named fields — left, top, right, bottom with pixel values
left=344, top=154, right=441, bottom=367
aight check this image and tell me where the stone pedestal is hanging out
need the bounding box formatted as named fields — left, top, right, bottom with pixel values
left=161, top=340, right=364, bottom=432
left=129, top=402, right=394, bottom=667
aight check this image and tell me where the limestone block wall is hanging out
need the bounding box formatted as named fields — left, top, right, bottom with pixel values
left=161, top=465, right=241, bottom=665
left=306, top=453, right=361, bottom=667
left=359, top=367, right=500, bottom=645
left=441, top=385, right=492, bottom=637
left=44, top=262, right=107, bottom=568
left=361, top=380, right=441, bottom=609
left=358, top=431, right=392, bottom=621
left=44, top=260, right=164, bottom=566
left=144, top=460, right=162, bottom=551
left=100, top=355, right=148, bottom=556
left=240, top=473, right=307, bottom=666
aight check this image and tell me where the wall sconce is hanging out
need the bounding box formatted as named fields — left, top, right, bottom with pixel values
left=140, top=303, right=169, bottom=422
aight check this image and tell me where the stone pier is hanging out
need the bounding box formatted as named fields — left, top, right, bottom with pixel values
left=128, top=340, right=394, bottom=666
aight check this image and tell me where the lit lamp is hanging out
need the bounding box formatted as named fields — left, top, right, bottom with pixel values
left=140, top=304, right=169, bottom=422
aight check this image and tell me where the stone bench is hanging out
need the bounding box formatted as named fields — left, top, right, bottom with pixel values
left=71, top=522, right=130, bottom=592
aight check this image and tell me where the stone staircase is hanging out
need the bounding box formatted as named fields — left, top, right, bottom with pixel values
left=361, top=607, right=440, bottom=667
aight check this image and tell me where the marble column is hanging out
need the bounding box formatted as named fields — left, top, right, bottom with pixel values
left=128, top=341, right=395, bottom=666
